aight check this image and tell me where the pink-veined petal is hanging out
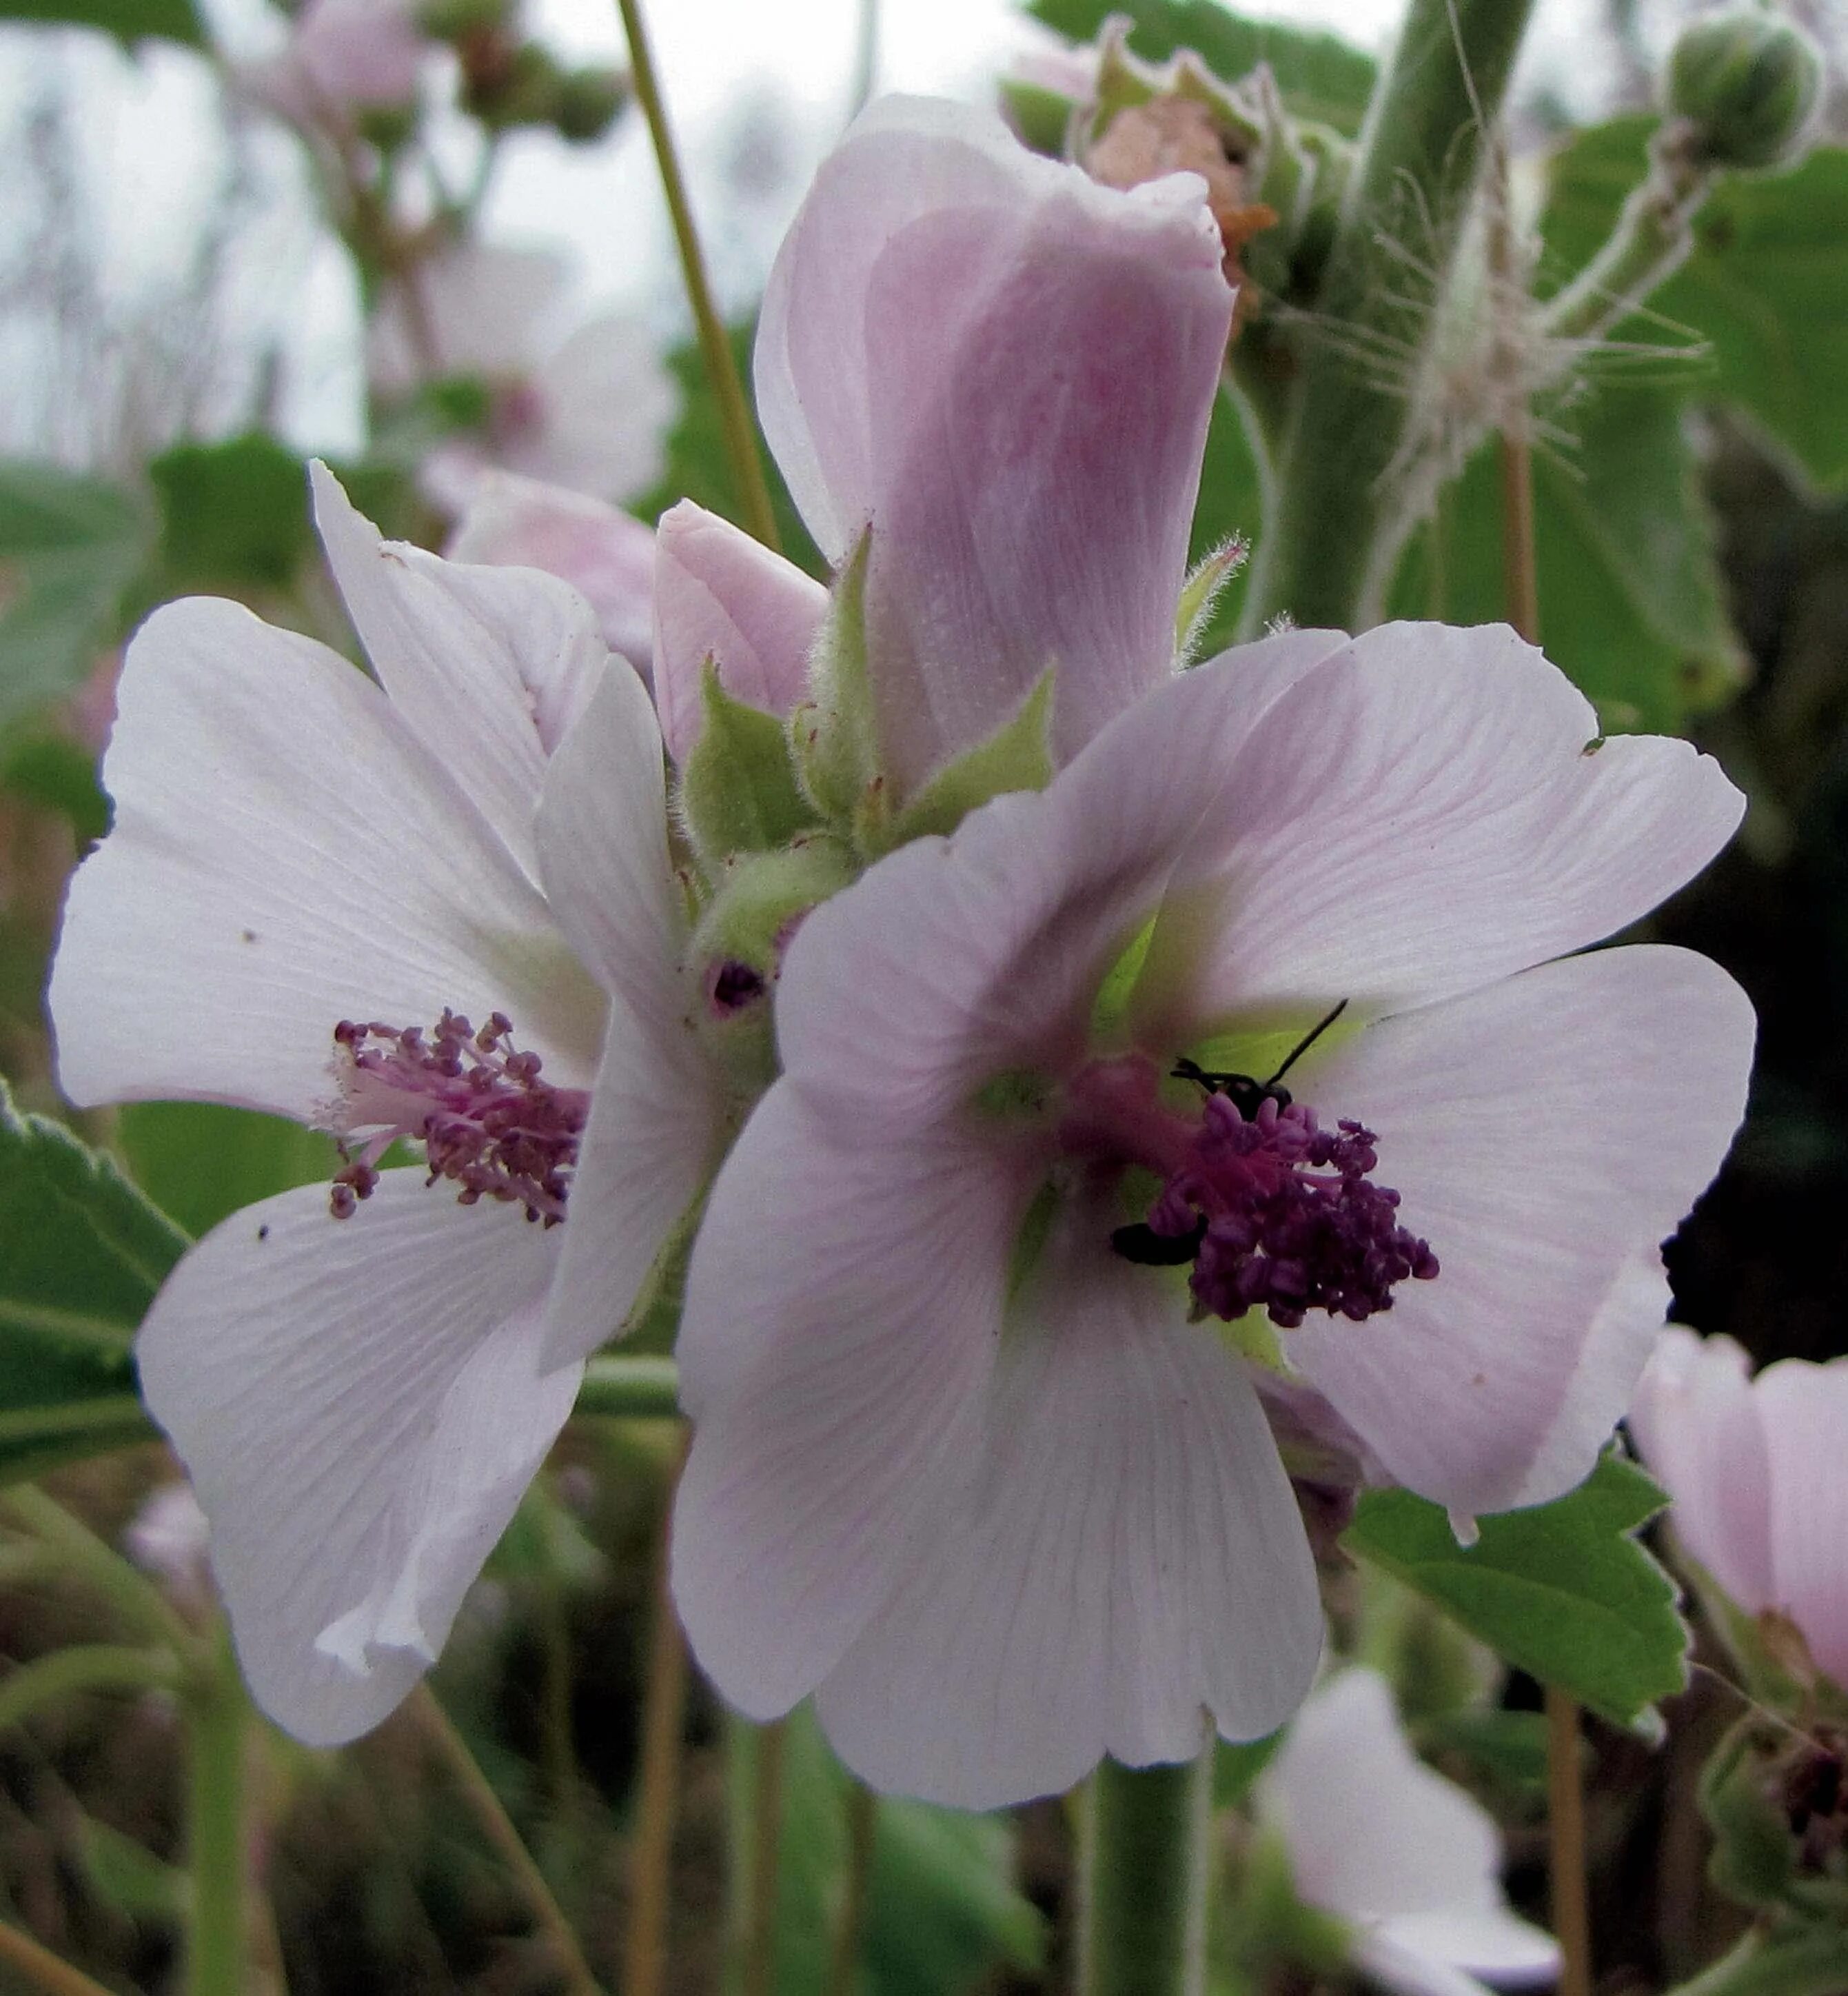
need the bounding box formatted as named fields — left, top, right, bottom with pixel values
left=670, top=1086, right=1030, bottom=1716
left=531, top=665, right=722, bottom=1365
left=1155, top=624, right=1744, bottom=1029
left=1627, top=1327, right=1776, bottom=1615
left=757, top=94, right=1232, bottom=789
left=50, top=596, right=604, bottom=1120
left=1281, top=947, right=1754, bottom=1517
left=771, top=626, right=1350, bottom=1125
left=312, top=462, right=607, bottom=873
left=447, top=472, right=656, bottom=669
left=811, top=1204, right=1320, bottom=1808
left=135, top=1175, right=579, bottom=1745
left=652, top=501, right=827, bottom=766
left=1753, top=1358, right=1848, bottom=1685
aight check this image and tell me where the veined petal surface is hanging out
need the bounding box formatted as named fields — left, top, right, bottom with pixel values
left=136, top=1175, right=580, bottom=1745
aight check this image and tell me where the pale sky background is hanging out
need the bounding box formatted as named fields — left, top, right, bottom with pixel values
left=0, top=0, right=1667, bottom=460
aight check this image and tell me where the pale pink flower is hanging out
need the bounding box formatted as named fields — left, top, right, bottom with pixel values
left=448, top=472, right=657, bottom=672
left=369, top=244, right=678, bottom=512
left=49, top=465, right=718, bottom=1745
left=125, top=1481, right=214, bottom=1617
left=671, top=622, right=1754, bottom=1806
left=1262, top=1669, right=1560, bottom=1996
left=1628, top=1327, right=1848, bottom=1686
left=755, top=94, right=1235, bottom=796
left=243, top=0, right=427, bottom=127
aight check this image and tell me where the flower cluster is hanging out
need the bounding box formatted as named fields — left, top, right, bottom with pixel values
left=50, top=94, right=1756, bottom=1806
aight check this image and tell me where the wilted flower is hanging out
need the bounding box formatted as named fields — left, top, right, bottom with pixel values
left=370, top=243, right=679, bottom=514
left=1629, top=1327, right=1848, bottom=1688
left=671, top=621, right=1754, bottom=1806
left=50, top=466, right=718, bottom=1744
left=1261, top=1669, right=1560, bottom=1996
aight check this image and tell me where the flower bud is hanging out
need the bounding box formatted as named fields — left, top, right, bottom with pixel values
left=1700, top=1715, right=1848, bottom=1917
left=1666, top=8, right=1824, bottom=171
left=554, top=68, right=629, bottom=143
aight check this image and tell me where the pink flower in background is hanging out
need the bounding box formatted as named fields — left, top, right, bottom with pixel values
left=370, top=243, right=679, bottom=514
left=1262, top=1669, right=1560, bottom=1996
left=125, top=1481, right=214, bottom=1617
left=449, top=472, right=658, bottom=672
left=755, top=94, right=1234, bottom=795
left=49, top=465, right=718, bottom=1744
left=243, top=0, right=427, bottom=127
left=671, top=621, right=1754, bottom=1807
left=1629, top=1327, right=1848, bottom=1686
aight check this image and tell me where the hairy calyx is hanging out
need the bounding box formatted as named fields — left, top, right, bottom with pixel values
left=1067, top=1054, right=1437, bottom=1327
left=325, top=1009, right=589, bottom=1224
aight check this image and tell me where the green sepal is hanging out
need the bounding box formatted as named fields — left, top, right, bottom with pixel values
left=1700, top=1713, right=1809, bottom=1913
left=687, top=836, right=860, bottom=1091
left=1176, top=536, right=1250, bottom=664
left=678, top=658, right=821, bottom=869
left=860, top=671, right=1056, bottom=856
left=792, top=530, right=879, bottom=825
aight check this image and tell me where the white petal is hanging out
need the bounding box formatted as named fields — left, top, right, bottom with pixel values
left=1754, top=1358, right=1848, bottom=1685
left=1355, top=1932, right=1511, bottom=1996
left=1281, top=947, right=1754, bottom=1515
left=1627, top=1327, right=1775, bottom=1613
left=670, top=1087, right=1029, bottom=1718
left=1172, top=623, right=1745, bottom=1022
left=368, top=242, right=567, bottom=394
left=1383, top=1911, right=1562, bottom=1984
left=136, top=1176, right=580, bottom=1744
left=1265, top=1671, right=1516, bottom=1926
left=50, top=596, right=603, bottom=1118
left=511, top=315, right=678, bottom=504
left=312, top=462, right=608, bottom=873
left=811, top=1209, right=1321, bottom=1808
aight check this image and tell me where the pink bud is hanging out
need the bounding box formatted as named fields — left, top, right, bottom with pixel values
left=652, top=501, right=827, bottom=767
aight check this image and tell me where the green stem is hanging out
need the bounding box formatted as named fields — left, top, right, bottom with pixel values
left=184, top=1631, right=249, bottom=1996
left=0, top=1919, right=121, bottom=1996
left=575, top=1355, right=682, bottom=1421
left=0, top=1487, right=198, bottom=1661
left=1079, top=1750, right=1213, bottom=1996
left=1544, top=1688, right=1592, bottom=1996
left=0, top=1644, right=177, bottom=1733
left=615, top=0, right=782, bottom=553
left=1240, top=0, right=1539, bottom=634
left=744, top=1718, right=788, bottom=1996
left=1540, top=121, right=1712, bottom=349
left=824, top=1783, right=879, bottom=1996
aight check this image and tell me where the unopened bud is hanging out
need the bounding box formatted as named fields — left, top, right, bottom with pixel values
left=1666, top=8, right=1824, bottom=171
left=554, top=66, right=627, bottom=143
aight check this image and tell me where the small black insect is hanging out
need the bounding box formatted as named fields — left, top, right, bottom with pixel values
left=1171, top=998, right=1350, bottom=1120
left=1110, top=1213, right=1206, bottom=1267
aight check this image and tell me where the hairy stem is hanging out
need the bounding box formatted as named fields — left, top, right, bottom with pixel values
left=1240, top=0, right=1539, bottom=634
left=1545, top=1688, right=1593, bottom=1996
left=623, top=1438, right=691, bottom=1996
left=406, top=1684, right=604, bottom=1996
left=184, top=1633, right=249, bottom=1996
left=1078, top=1749, right=1213, bottom=1996
left=616, top=0, right=782, bottom=552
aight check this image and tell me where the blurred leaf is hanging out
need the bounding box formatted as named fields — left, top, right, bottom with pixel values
left=1213, top=1728, right=1282, bottom=1804
left=149, top=433, right=314, bottom=593
left=734, top=1707, right=1046, bottom=1995
left=1027, top=0, right=1377, bottom=133
left=1543, top=120, right=1848, bottom=493
left=116, top=1100, right=334, bottom=1241
left=0, top=460, right=149, bottom=733
left=633, top=325, right=824, bottom=576
left=1419, top=1705, right=1552, bottom=1792
left=0, top=1080, right=176, bottom=1478
left=0, top=732, right=109, bottom=842
left=0, top=1644, right=175, bottom=1734
left=0, top=0, right=203, bottom=45
left=1390, top=385, right=1745, bottom=731
left=1341, top=1451, right=1686, bottom=1731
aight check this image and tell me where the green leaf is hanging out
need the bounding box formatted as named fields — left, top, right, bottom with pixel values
left=634, top=325, right=823, bottom=576
left=1028, top=0, right=1377, bottom=134
left=731, top=1708, right=1046, bottom=1995
left=148, top=434, right=314, bottom=594
left=0, top=733, right=109, bottom=843
left=0, top=1082, right=179, bottom=1478
left=1213, top=1728, right=1283, bottom=1804
left=1543, top=121, right=1848, bottom=492
left=1341, top=1451, right=1687, bottom=1731
left=1390, top=385, right=1745, bottom=732
left=0, top=0, right=204, bottom=46
left=0, top=461, right=150, bottom=733
left=77, top=1811, right=187, bottom=1924
left=115, top=1100, right=336, bottom=1242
